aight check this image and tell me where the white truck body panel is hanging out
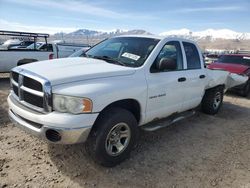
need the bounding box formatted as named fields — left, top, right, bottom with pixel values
left=0, top=51, right=53, bottom=73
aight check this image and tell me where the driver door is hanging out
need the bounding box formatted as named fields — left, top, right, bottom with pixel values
left=145, top=41, right=188, bottom=122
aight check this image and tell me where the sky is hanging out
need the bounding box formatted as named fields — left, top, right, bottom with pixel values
left=0, top=0, right=249, bottom=34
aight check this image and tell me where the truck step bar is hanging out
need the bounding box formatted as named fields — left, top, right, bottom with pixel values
left=141, top=110, right=196, bottom=131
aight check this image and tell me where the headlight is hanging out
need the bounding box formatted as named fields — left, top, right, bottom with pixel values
left=53, top=94, right=92, bottom=114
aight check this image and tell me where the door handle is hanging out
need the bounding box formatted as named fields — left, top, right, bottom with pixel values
left=199, top=75, right=206, bottom=79
left=178, top=77, right=186, bottom=82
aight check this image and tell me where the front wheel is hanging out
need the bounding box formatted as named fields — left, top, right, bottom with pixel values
left=201, top=86, right=224, bottom=115
left=86, top=107, right=138, bottom=167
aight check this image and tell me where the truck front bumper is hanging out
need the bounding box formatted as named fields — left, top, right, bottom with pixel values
left=8, top=94, right=99, bottom=144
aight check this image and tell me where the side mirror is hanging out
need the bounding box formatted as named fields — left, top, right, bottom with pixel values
left=157, top=58, right=177, bottom=71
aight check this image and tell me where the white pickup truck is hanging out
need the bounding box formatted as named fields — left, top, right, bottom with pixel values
left=0, top=42, right=89, bottom=73
left=8, top=35, right=247, bottom=167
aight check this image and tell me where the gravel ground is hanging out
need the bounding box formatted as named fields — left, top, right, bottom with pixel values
left=0, top=75, right=250, bottom=188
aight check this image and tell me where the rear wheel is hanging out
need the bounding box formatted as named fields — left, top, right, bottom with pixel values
left=201, top=86, right=224, bottom=115
left=86, top=107, right=138, bottom=167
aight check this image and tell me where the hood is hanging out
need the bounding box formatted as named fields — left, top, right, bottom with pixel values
left=19, top=57, right=136, bottom=85
left=208, top=62, right=249, bottom=74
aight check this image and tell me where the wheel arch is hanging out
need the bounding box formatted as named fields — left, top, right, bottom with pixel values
left=91, top=99, right=141, bottom=132
left=99, top=99, right=141, bottom=123
left=205, top=84, right=225, bottom=92
left=17, top=58, right=38, bottom=66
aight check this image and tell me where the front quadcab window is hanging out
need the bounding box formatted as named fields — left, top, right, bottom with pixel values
left=39, top=44, right=53, bottom=52
left=150, top=41, right=184, bottom=73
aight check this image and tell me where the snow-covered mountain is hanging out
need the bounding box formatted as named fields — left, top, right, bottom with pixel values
left=53, top=28, right=250, bottom=41
left=159, top=28, right=250, bottom=40
left=54, top=29, right=152, bottom=38
left=66, top=29, right=102, bottom=37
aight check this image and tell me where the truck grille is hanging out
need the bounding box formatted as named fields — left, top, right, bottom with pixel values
left=23, top=76, right=43, bottom=91
left=10, top=68, right=52, bottom=113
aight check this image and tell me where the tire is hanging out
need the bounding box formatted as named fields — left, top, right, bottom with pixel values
left=201, top=86, right=224, bottom=115
left=241, top=80, right=250, bottom=97
left=85, top=107, right=138, bottom=167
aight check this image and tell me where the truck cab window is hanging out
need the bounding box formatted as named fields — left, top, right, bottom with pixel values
left=40, top=44, right=53, bottom=52
left=183, top=42, right=201, bottom=69
left=151, top=41, right=183, bottom=73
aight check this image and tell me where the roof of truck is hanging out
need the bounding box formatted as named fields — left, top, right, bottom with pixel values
left=113, top=34, right=164, bottom=39
left=112, top=35, right=196, bottom=43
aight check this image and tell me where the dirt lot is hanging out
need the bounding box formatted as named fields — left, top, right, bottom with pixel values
left=0, top=74, right=250, bottom=188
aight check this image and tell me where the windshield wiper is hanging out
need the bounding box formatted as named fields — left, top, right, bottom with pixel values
left=92, top=55, right=126, bottom=66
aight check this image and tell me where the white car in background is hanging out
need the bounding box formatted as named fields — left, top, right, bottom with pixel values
left=0, top=39, right=33, bottom=49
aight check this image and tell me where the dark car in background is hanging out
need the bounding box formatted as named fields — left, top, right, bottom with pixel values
left=208, top=54, right=250, bottom=97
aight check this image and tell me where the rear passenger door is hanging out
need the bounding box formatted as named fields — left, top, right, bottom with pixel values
left=181, top=41, right=207, bottom=111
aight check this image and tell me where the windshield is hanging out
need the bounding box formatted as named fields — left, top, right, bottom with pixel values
left=85, top=37, right=159, bottom=67
left=218, top=55, right=250, bottom=66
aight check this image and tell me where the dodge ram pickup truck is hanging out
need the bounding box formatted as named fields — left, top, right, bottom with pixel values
left=8, top=35, right=247, bottom=167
